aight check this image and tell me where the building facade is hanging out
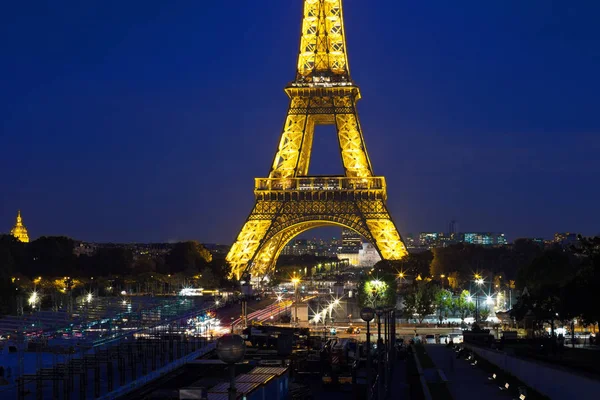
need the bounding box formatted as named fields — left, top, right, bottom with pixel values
left=10, top=210, right=29, bottom=243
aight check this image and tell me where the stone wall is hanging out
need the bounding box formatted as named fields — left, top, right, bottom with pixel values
left=465, top=344, right=600, bottom=398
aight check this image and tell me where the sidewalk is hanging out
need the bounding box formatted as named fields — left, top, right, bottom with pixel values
left=426, top=345, right=511, bottom=399
left=388, top=356, right=409, bottom=398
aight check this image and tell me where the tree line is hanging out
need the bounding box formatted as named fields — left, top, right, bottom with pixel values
left=0, top=235, right=230, bottom=314
left=358, top=237, right=600, bottom=332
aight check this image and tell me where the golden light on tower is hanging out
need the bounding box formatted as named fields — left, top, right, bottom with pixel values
left=226, top=0, right=408, bottom=280
left=10, top=210, right=30, bottom=243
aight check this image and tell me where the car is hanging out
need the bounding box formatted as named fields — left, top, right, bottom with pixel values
left=425, top=335, right=435, bottom=344
left=439, top=334, right=449, bottom=344
left=449, top=333, right=463, bottom=344
left=346, top=327, right=361, bottom=334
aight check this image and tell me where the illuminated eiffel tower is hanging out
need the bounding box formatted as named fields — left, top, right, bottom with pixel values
left=227, top=0, right=407, bottom=280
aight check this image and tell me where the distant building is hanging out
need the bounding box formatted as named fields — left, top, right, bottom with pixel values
left=337, top=252, right=359, bottom=266
left=448, top=220, right=458, bottom=235
left=358, top=242, right=381, bottom=267
left=73, top=242, right=174, bottom=260
left=204, top=244, right=231, bottom=256
left=418, top=232, right=454, bottom=248
left=554, top=232, right=580, bottom=247
left=416, top=231, right=507, bottom=249
left=73, top=242, right=98, bottom=257
left=419, top=232, right=441, bottom=248
left=462, top=232, right=507, bottom=246
left=404, top=234, right=416, bottom=248
left=341, top=228, right=362, bottom=253
left=281, top=237, right=340, bottom=258
left=10, top=210, right=29, bottom=243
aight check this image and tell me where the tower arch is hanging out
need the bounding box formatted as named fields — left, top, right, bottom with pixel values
left=249, top=219, right=369, bottom=279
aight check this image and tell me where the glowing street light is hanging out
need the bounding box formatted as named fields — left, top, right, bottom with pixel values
left=28, top=291, right=39, bottom=308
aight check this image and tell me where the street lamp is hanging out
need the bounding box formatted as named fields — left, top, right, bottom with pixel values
left=292, top=278, right=300, bottom=325
left=375, top=307, right=384, bottom=400
left=276, top=294, right=283, bottom=320
left=474, top=277, right=484, bottom=323
left=216, top=334, right=246, bottom=400
left=360, top=307, right=375, bottom=396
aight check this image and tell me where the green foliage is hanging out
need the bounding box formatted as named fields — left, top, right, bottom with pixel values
left=511, top=248, right=576, bottom=333
left=391, top=252, right=432, bottom=279
left=26, top=236, right=77, bottom=277
left=94, top=247, right=134, bottom=276
left=132, top=255, right=156, bottom=274
left=198, top=266, right=219, bottom=288
left=434, top=288, right=453, bottom=322
left=430, top=241, right=542, bottom=289
left=357, top=275, right=397, bottom=309
left=480, top=307, right=491, bottom=322
left=453, top=289, right=475, bottom=321
left=0, top=236, right=18, bottom=315
left=165, top=241, right=212, bottom=273
left=403, top=281, right=437, bottom=323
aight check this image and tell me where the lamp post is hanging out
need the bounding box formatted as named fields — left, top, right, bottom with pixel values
left=360, top=307, right=375, bottom=398
left=383, top=309, right=388, bottom=351
left=216, top=334, right=247, bottom=400
left=292, top=277, right=300, bottom=326
left=474, top=277, right=484, bottom=323
left=375, top=307, right=384, bottom=400
left=277, top=294, right=283, bottom=321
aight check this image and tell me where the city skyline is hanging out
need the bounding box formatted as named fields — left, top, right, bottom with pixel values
left=3, top=211, right=591, bottom=246
left=2, top=1, right=600, bottom=244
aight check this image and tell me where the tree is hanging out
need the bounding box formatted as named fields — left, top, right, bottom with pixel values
left=454, top=290, right=475, bottom=322
left=0, top=236, right=18, bottom=315
left=569, top=236, right=600, bottom=326
left=357, top=276, right=397, bottom=309
left=132, top=255, right=156, bottom=274
left=434, top=289, right=453, bottom=323
left=165, top=241, right=212, bottom=274
left=198, top=267, right=219, bottom=289
left=93, top=247, right=134, bottom=276
left=25, top=236, right=77, bottom=277
left=512, top=249, right=572, bottom=336
left=403, top=282, right=437, bottom=323
left=393, top=252, right=432, bottom=280
left=480, top=307, right=491, bottom=322
left=447, top=271, right=461, bottom=290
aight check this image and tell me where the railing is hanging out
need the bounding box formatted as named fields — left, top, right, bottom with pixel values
left=255, top=176, right=386, bottom=192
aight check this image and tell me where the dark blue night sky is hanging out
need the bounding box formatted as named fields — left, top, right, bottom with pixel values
left=2, top=0, right=599, bottom=243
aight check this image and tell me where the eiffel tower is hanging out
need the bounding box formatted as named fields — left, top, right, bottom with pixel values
left=227, top=0, right=407, bottom=280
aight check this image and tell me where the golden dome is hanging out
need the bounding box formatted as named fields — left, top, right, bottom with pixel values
left=10, top=210, right=29, bottom=243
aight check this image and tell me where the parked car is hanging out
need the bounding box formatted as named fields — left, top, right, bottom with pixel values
left=439, top=334, right=449, bottom=344
left=425, top=335, right=435, bottom=344
left=449, top=333, right=463, bottom=344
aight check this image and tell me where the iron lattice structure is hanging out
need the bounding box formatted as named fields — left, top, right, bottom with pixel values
left=227, top=0, right=408, bottom=279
